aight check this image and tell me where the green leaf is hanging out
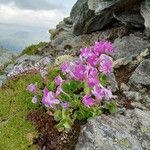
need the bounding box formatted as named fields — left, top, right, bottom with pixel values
left=55, top=110, right=74, bottom=132
left=74, top=111, right=85, bottom=120
left=63, top=119, right=73, bottom=130
left=104, top=101, right=117, bottom=114
left=71, top=94, right=81, bottom=107
left=84, top=86, right=91, bottom=94
left=62, top=82, right=71, bottom=94
left=54, top=110, right=62, bottom=121
left=62, top=80, right=84, bottom=95
left=48, top=81, right=56, bottom=91
left=69, top=80, right=78, bottom=92
left=56, top=123, right=64, bottom=132
left=59, top=93, right=70, bottom=101
left=99, top=73, right=108, bottom=86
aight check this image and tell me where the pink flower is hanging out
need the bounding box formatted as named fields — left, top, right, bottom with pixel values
left=99, top=54, right=113, bottom=75
left=85, top=66, right=99, bottom=87
left=87, top=77, right=99, bottom=87
left=92, top=86, right=104, bottom=101
left=56, top=85, right=62, bottom=96
left=80, top=47, right=94, bottom=59
left=93, top=41, right=114, bottom=56
left=32, top=95, right=38, bottom=104
left=82, top=95, right=95, bottom=107
left=42, top=88, right=60, bottom=108
left=92, top=86, right=112, bottom=101
left=61, top=61, right=70, bottom=73
left=102, top=88, right=112, bottom=100
left=71, top=61, right=86, bottom=80
left=87, top=55, right=99, bottom=67
left=85, top=66, right=98, bottom=78
left=27, top=83, right=37, bottom=94
left=55, top=75, right=63, bottom=85
left=40, top=68, right=48, bottom=79
left=60, top=102, right=70, bottom=109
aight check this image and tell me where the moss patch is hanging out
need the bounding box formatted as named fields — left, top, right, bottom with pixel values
left=21, top=42, right=48, bottom=56
left=0, top=67, right=60, bottom=149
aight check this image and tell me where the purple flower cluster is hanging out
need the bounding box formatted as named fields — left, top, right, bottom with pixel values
left=28, top=41, right=114, bottom=108
left=59, top=41, right=114, bottom=107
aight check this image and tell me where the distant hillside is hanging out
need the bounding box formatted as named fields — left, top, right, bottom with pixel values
left=0, top=24, right=50, bottom=52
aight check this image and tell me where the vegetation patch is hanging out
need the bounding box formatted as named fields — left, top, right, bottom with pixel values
left=0, top=41, right=118, bottom=150
left=0, top=73, right=43, bottom=149
left=26, top=41, right=117, bottom=149
left=21, top=42, right=48, bottom=56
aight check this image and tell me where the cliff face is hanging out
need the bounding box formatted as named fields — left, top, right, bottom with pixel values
left=47, top=0, right=149, bottom=57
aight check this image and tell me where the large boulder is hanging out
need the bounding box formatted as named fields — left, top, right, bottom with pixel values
left=70, top=0, right=144, bottom=35
left=76, top=109, right=150, bottom=150
left=70, top=0, right=114, bottom=35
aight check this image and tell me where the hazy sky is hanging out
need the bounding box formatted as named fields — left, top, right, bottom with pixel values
left=0, top=0, right=76, bottom=28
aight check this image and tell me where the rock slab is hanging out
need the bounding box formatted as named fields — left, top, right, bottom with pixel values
left=129, top=59, right=150, bottom=89
left=76, top=109, right=150, bottom=150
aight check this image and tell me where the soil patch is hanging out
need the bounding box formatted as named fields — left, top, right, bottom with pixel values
left=114, top=65, right=136, bottom=85
left=28, top=109, right=85, bottom=150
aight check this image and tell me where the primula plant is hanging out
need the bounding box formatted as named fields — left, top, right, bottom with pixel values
left=27, top=41, right=117, bottom=132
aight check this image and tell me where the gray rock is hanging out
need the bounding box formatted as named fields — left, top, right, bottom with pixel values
left=7, top=55, right=52, bottom=77
left=107, top=73, right=118, bottom=92
left=15, top=54, right=41, bottom=65
left=36, top=56, right=53, bottom=67
left=63, top=17, right=73, bottom=25
left=113, top=58, right=127, bottom=69
left=113, top=34, right=150, bottom=64
left=70, top=0, right=114, bottom=35
left=51, top=26, right=128, bottom=53
left=123, top=91, right=142, bottom=102
left=88, top=0, right=120, bottom=13
left=4, top=64, right=14, bottom=74
left=70, top=0, right=143, bottom=35
left=76, top=109, right=150, bottom=150
left=0, top=75, right=7, bottom=81
left=120, top=83, right=130, bottom=91
left=129, top=59, right=150, bottom=89
left=130, top=48, right=150, bottom=68
left=144, top=28, right=150, bottom=38
left=141, top=0, right=150, bottom=29
left=114, top=2, right=144, bottom=29
left=0, top=75, right=7, bottom=87
left=0, top=80, right=3, bottom=87
left=0, top=48, right=16, bottom=68
left=131, top=102, right=147, bottom=110
left=123, top=90, right=150, bottom=104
